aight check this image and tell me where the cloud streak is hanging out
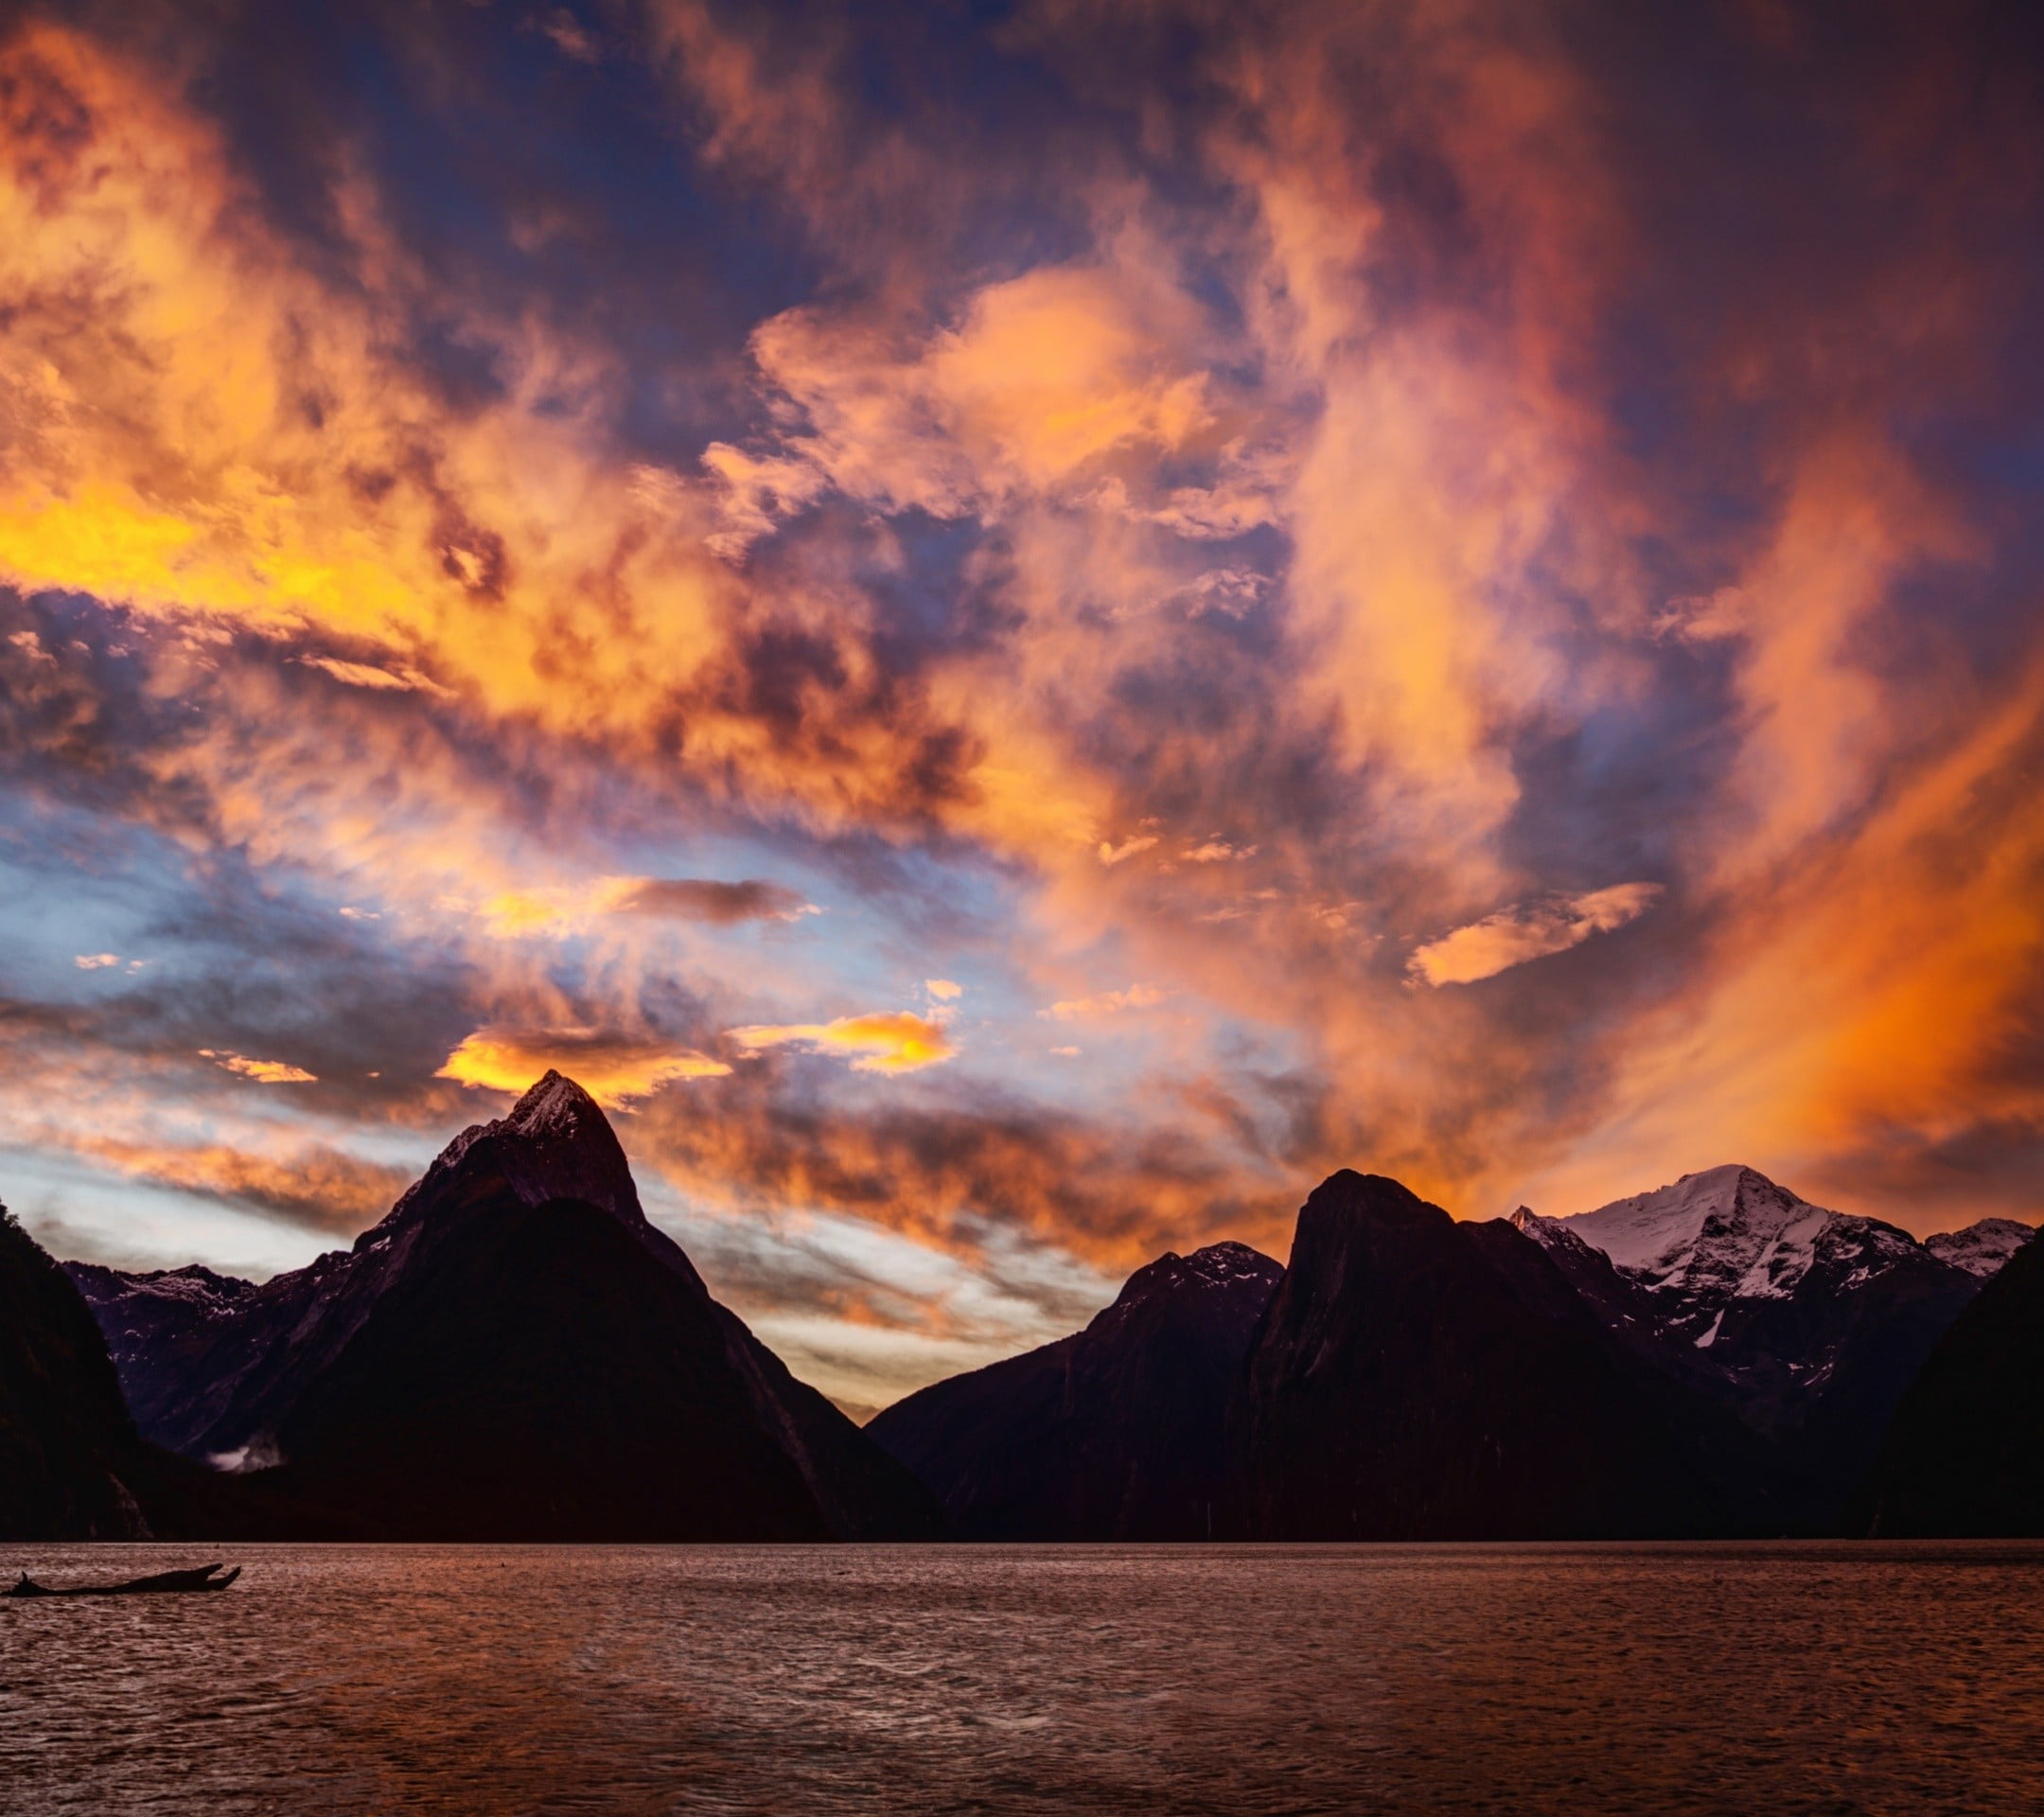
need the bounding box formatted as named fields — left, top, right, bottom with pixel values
left=730, top=1013, right=957, bottom=1075
left=1408, top=885, right=1665, bottom=988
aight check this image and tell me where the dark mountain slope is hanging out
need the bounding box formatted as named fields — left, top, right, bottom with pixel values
left=870, top=1243, right=1281, bottom=1540
left=1230, top=1173, right=1795, bottom=1540
left=251, top=1194, right=831, bottom=1540
left=0, top=1203, right=151, bottom=1539
left=66, top=1074, right=942, bottom=1541
left=1853, top=1224, right=2044, bottom=1536
left=0, top=1207, right=321, bottom=1540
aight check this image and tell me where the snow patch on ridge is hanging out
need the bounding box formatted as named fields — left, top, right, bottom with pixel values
left=1925, top=1218, right=2035, bottom=1279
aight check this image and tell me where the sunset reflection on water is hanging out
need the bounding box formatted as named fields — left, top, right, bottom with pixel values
left=5, top=1543, right=2043, bottom=1813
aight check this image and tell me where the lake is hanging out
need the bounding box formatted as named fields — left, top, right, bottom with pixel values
left=4, top=1543, right=2042, bottom=1813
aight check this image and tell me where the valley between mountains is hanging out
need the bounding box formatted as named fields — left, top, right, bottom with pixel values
left=5, top=1072, right=2039, bottom=1541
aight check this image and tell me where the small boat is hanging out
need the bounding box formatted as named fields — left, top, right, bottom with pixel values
left=6, top=1562, right=241, bottom=1598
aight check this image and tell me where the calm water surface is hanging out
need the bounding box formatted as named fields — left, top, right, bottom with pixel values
left=3, top=1543, right=2042, bottom=1814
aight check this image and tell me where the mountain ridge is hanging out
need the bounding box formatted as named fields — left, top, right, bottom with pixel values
left=1227, top=1171, right=1796, bottom=1540
left=869, top=1239, right=1282, bottom=1539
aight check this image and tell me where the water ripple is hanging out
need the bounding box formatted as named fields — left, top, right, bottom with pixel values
left=3, top=1543, right=2042, bottom=1813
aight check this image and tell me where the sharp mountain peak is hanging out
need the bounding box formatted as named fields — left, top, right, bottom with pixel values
left=370, top=1070, right=643, bottom=1249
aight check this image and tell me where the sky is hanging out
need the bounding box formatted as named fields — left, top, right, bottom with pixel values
left=4, top=0, right=2043, bottom=1415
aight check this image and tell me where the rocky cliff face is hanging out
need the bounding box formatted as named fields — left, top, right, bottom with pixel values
left=68, top=1073, right=943, bottom=1541
left=1229, top=1173, right=1794, bottom=1540
left=869, top=1242, right=1282, bottom=1540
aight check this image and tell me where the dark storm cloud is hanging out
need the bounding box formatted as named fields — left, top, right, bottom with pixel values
left=611, top=877, right=810, bottom=923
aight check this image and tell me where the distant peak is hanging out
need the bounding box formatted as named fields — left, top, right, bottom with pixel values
left=1180, top=1241, right=1283, bottom=1284
left=1109, top=1240, right=1282, bottom=1311
left=1925, top=1218, right=2036, bottom=1279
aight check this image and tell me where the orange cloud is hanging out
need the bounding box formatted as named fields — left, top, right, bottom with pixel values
left=200, top=1049, right=318, bottom=1085
left=730, top=1012, right=956, bottom=1073
left=1408, top=885, right=1663, bottom=988
left=437, top=1031, right=731, bottom=1105
left=64, top=1136, right=409, bottom=1235
left=1523, top=658, right=2044, bottom=1219
left=1041, top=984, right=1166, bottom=1022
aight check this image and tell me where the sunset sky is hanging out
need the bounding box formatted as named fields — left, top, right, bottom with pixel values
left=4, top=1, right=2042, bottom=1414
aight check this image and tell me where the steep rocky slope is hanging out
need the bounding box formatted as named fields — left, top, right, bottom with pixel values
left=1, top=1203, right=152, bottom=1539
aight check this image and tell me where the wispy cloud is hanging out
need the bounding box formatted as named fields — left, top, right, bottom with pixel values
left=299, top=656, right=453, bottom=698
left=200, top=1049, right=318, bottom=1084
left=65, top=1136, right=409, bottom=1236
left=609, top=878, right=814, bottom=924
left=1097, top=836, right=1159, bottom=867
left=1407, top=885, right=1665, bottom=988
left=1041, top=984, right=1166, bottom=1021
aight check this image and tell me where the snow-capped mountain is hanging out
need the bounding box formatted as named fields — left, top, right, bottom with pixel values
left=1511, top=1165, right=2000, bottom=1518
left=1515, top=1164, right=2028, bottom=1338
left=1517, top=1165, right=1937, bottom=1347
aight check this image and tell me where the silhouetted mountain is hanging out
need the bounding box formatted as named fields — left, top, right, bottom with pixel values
left=1513, top=1166, right=1993, bottom=1523
left=68, top=1074, right=943, bottom=1541
left=869, top=1242, right=1281, bottom=1539
left=1853, top=1223, right=2043, bottom=1536
left=1230, top=1173, right=1795, bottom=1539
left=1, top=1202, right=151, bottom=1539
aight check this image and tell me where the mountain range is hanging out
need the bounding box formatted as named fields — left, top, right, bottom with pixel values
left=6, top=1077, right=2036, bottom=1541
left=1510, top=1164, right=1992, bottom=1525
